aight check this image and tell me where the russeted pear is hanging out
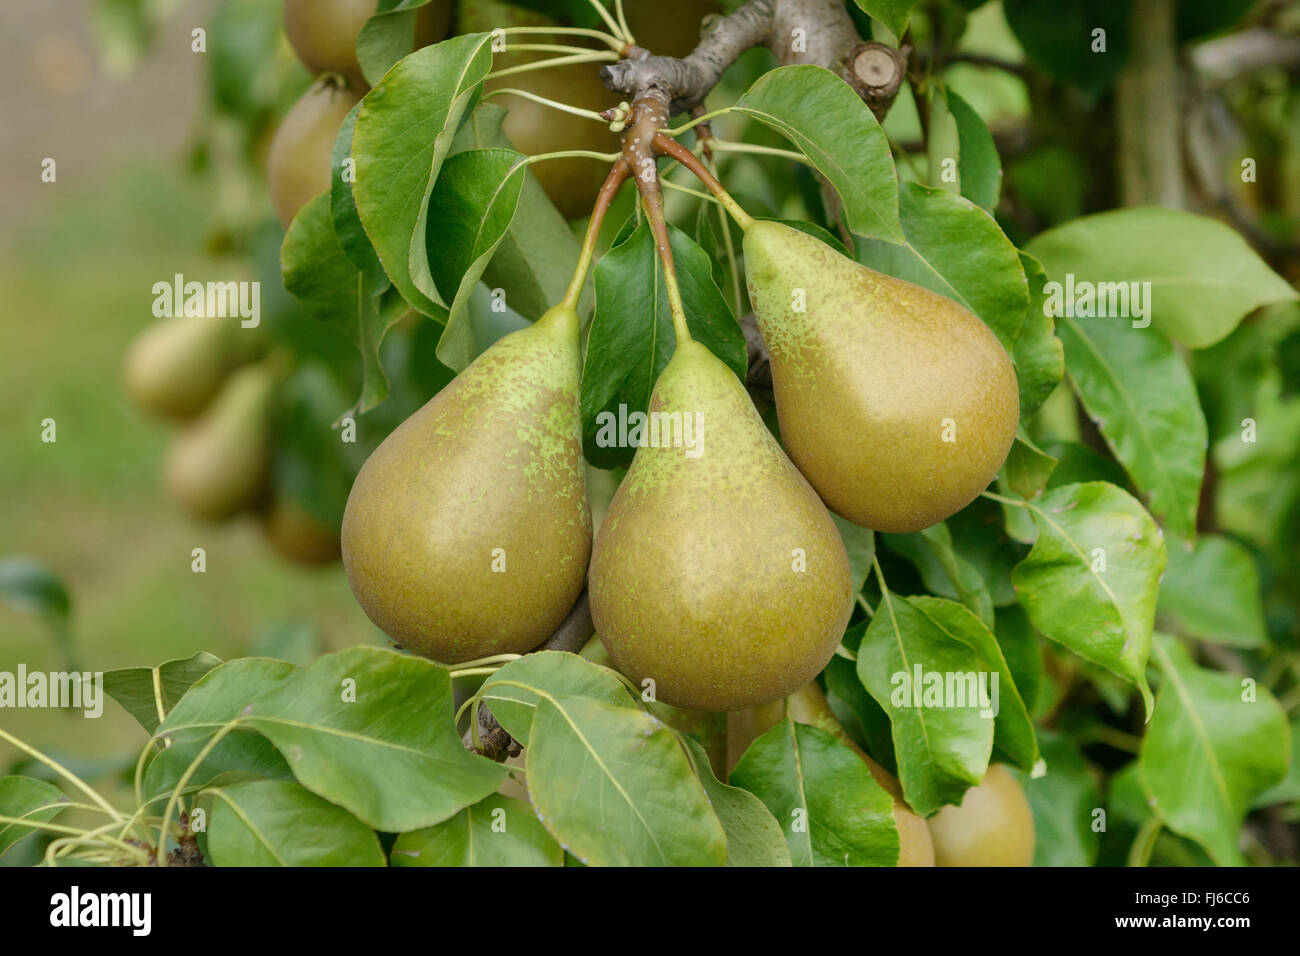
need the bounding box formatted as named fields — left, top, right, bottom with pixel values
left=726, top=682, right=934, bottom=867
left=122, top=317, right=256, bottom=421
left=163, top=362, right=277, bottom=521
left=261, top=498, right=342, bottom=566
left=340, top=304, right=590, bottom=664
left=926, top=764, right=1035, bottom=866
left=743, top=221, right=1019, bottom=533
left=588, top=339, right=853, bottom=712
left=267, top=78, right=362, bottom=228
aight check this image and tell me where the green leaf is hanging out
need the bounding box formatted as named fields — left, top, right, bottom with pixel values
left=681, top=737, right=791, bottom=867
left=478, top=651, right=635, bottom=746
left=425, top=147, right=531, bottom=369
left=1013, top=252, right=1064, bottom=417
left=856, top=591, right=993, bottom=815
left=102, top=651, right=223, bottom=734
left=947, top=89, right=1001, bottom=211
left=994, top=604, right=1043, bottom=716
left=831, top=516, right=875, bottom=596
left=854, top=0, right=919, bottom=38
left=352, top=33, right=494, bottom=315
left=145, top=657, right=297, bottom=799
left=730, top=720, right=899, bottom=865
left=882, top=523, right=993, bottom=628
left=1026, top=207, right=1297, bottom=348
left=1011, top=482, right=1165, bottom=716
left=330, top=101, right=388, bottom=284
left=525, top=696, right=727, bottom=866
left=240, top=647, right=507, bottom=831
left=1023, top=731, right=1101, bottom=866
left=856, top=182, right=1028, bottom=351
left=910, top=596, right=1038, bottom=771
left=1157, top=534, right=1266, bottom=648
left=0, top=556, right=70, bottom=621
left=1254, top=719, right=1300, bottom=808
left=391, top=794, right=563, bottom=867
left=734, top=65, right=902, bottom=242
left=1002, top=433, right=1057, bottom=500
left=1003, top=0, right=1131, bottom=93
left=823, top=628, right=897, bottom=774
left=0, top=776, right=70, bottom=858
left=202, top=779, right=385, bottom=866
left=357, top=0, right=443, bottom=86
left=281, top=192, right=397, bottom=414
left=1139, top=636, right=1291, bottom=864
left=451, top=103, right=582, bottom=323
left=580, top=220, right=747, bottom=469
left=1057, top=314, right=1206, bottom=538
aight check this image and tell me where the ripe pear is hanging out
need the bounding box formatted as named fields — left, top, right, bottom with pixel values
left=743, top=221, right=1019, bottom=533
left=261, top=498, right=342, bottom=566
left=122, top=317, right=257, bottom=421
left=163, top=362, right=278, bottom=522
left=283, top=0, right=451, bottom=91
left=727, top=682, right=934, bottom=867
left=340, top=304, right=590, bottom=664
left=589, top=339, right=853, bottom=712
left=267, top=77, right=362, bottom=228
left=926, top=764, right=1035, bottom=866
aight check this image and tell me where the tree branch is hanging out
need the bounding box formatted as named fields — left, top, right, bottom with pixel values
left=601, top=0, right=905, bottom=118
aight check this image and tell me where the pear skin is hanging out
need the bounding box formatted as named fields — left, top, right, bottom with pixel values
left=589, top=339, right=852, bottom=712
left=163, top=363, right=276, bottom=522
left=123, top=317, right=256, bottom=421
left=726, top=682, right=935, bottom=866
left=267, top=78, right=362, bottom=229
left=340, top=304, right=590, bottom=664
left=743, top=221, right=1019, bottom=533
left=926, top=764, right=1035, bottom=866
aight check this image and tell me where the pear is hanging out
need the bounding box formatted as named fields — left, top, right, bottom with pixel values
left=743, top=221, right=1019, bottom=533
left=261, top=498, right=342, bottom=566
left=123, top=317, right=257, bottom=421
left=340, top=304, right=590, bottom=664
left=163, top=362, right=277, bottom=522
left=589, top=339, right=852, bottom=712
left=284, top=0, right=450, bottom=92
left=926, top=764, right=1035, bottom=866
left=726, top=682, right=934, bottom=867
left=267, top=77, right=362, bottom=229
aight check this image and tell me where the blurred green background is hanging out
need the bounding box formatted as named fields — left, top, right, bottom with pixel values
left=0, top=0, right=374, bottom=770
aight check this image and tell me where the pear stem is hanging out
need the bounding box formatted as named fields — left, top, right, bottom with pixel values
left=498, top=26, right=625, bottom=53
left=654, top=133, right=755, bottom=231
left=642, top=190, right=692, bottom=345
left=582, top=0, right=631, bottom=42
left=483, top=87, right=609, bottom=123
left=562, top=159, right=631, bottom=309
left=486, top=51, right=619, bottom=81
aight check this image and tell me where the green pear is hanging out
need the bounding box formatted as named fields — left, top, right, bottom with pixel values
left=340, top=304, right=590, bottom=664
left=266, top=77, right=362, bottom=229
left=163, top=362, right=277, bottom=521
left=589, top=339, right=852, bottom=712
left=122, top=317, right=257, bottom=421
left=926, top=764, right=1035, bottom=866
left=743, top=221, right=1019, bottom=533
